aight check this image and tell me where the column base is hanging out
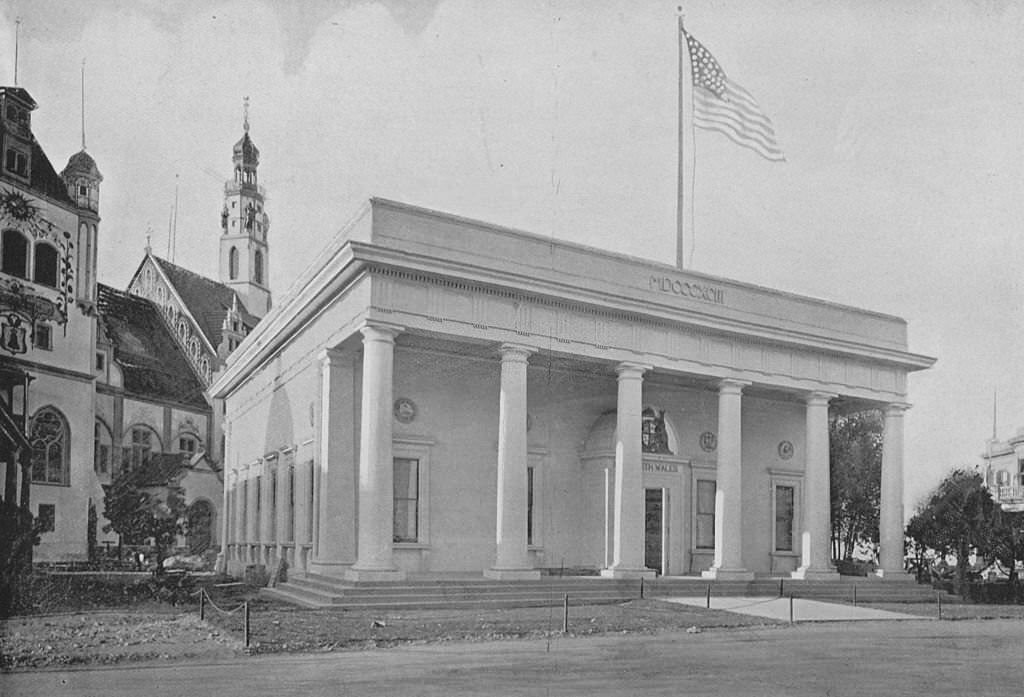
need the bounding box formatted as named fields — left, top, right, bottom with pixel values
left=875, top=568, right=916, bottom=582
left=484, top=567, right=541, bottom=581
left=600, top=567, right=656, bottom=580
left=701, top=567, right=755, bottom=581
left=345, top=567, right=406, bottom=582
left=308, top=558, right=353, bottom=578
left=791, top=566, right=840, bottom=581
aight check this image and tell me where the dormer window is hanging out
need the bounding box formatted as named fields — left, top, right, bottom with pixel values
left=4, top=144, right=29, bottom=179
left=78, top=184, right=89, bottom=198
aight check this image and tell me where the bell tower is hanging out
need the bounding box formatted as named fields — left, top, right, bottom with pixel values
left=219, top=97, right=270, bottom=318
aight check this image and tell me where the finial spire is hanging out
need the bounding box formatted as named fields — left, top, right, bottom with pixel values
left=81, top=58, right=87, bottom=150
left=145, top=226, right=152, bottom=255
left=14, top=17, right=21, bottom=85
left=243, top=96, right=250, bottom=133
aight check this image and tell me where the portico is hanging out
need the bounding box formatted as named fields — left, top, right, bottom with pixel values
left=211, top=199, right=934, bottom=582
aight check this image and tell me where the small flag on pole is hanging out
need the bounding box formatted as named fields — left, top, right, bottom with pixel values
left=683, top=29, right=785, bottom=162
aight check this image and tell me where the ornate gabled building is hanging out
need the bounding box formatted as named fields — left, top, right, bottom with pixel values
left=1, top=86, right=270, bottom=562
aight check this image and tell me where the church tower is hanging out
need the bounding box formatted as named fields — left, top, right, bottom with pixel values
left=219, top=98, right=270, bottom=318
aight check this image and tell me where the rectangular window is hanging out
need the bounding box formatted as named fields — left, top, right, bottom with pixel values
left=695, top=479, right=716, bottom=550
left=527, top=466, right=535, bottom=546
left=287, top=463, right=295, bottom=542
left=34, top=323, right=52, bottom=351
left=95, top=443, right=110, bottom=475
left=95, top=352, right=105, bottom=371
left=5, top=146, right=28, bottom=178
left=269, top=469, right=277, bottom=540
left=38, top=503, right=55, bottom=532
left=775, top=485, right=795, bottom=552
left=393, top=457, right=419, bottom=543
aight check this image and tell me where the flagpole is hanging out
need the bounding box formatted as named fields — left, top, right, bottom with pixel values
left=676, top=13, right=696, bottom=270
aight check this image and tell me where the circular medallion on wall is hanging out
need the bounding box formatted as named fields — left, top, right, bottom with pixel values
left=699, top=431, right=717, bottom=452
left=778, top=440, right=794, bottom=460
left=393, top=397, right=417, bottom=424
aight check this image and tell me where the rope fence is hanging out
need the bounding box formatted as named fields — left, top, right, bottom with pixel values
left=192, top=587, right=250, bottom=647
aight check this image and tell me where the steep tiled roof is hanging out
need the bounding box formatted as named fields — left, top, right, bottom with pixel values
left=96, top=284, right=208, bottom=410
left=28, top=139, right=75, bottom=205
left=133, top=452, right=189, bottom=488
left=150, top=256, right=258, bottom=351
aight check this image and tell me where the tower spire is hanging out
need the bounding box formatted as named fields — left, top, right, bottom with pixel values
left=81, top=58, right=87, bottom=150
left=243, top=95, right=250, bottom=133
left=14, top=17, right=21, bottom=85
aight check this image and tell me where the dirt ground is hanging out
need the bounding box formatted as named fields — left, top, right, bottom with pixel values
left=1, top=598, right=774, bottom=670
left=6, top=594, right=1024, bottom=672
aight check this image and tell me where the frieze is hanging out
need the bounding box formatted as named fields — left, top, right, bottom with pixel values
left=648, top=275, right=725, bottom=305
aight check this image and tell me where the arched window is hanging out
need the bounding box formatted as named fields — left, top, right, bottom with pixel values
left=641, top=407, right=672, bottom=454
left=30, top=407, right=69, bottom=485
left=94, top=418, right=113, bottom=475
left=33, top=242, right=58, bottom=287
left=124, top=424, right=161, bottom=471
left=229, top=246, right=239, bottom=280
left=1, top=229, right=28, bottom=278
left=187, top=499, right=215, bottom=554
left=253, top=250, right=263, bottom=285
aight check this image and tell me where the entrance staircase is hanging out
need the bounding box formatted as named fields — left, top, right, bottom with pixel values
left=262, top=572, right=947, bottom=610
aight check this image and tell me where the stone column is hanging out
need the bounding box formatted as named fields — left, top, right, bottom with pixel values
left=703, top=378, right=754, bottom=581
left=216, top=422, right=232, bottom=573
left=347, top=322, right=406, bottom=581
left=259, top=460, right=274, bottom=564
left=232, top=469, right=244, bottom=564
left=601, top=362, right=655, bottom=579
left=878, top=403, right=909, bottom=578
left=293, top=458, right=312, bottom=573
left=311, top=347, right=358, bottom=576
left=245, top=464, right=258, bottom=564
left=276, top=451, right=292, bottom=564
left=792, top=392, right=839, bottom=580
left=486, top=344, right=540, bottom=580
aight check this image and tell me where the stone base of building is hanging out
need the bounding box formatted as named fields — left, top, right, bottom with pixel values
left=600, top=567, right=656, bottom=580
left=701, top=567, right=755, bottom=581
left=790, top=566, right=840, bottom=581
left=484, top=567, right=542, bottom=581
left=874, top=568, right=916, bottom=581
left=345, top=566, right=406, bottom=582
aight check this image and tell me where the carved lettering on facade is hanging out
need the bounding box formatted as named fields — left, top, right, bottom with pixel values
left=649, top=276, right=725, bottom=305
left=643, top=461, right=679, bottom=474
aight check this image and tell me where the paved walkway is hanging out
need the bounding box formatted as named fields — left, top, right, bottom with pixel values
left=662, top=595, right=922, bottom=621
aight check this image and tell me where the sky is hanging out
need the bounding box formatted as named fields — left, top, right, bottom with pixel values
left=1, top=0, right=1021, bottom=513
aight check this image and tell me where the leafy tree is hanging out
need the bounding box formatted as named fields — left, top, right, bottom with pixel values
left=102, top=467, right=186, bottom=573
left=0, top=500, right=40, bottom=617
left=905, top=468, right=995, bottom=595
left=830, top=410, right=883, bottom=561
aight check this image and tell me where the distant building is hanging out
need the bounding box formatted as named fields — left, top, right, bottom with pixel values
left=982, top=432, right=1024, bottom=512
left=0, top=86, right=269, bottom=562
left=210, top=199, right=935, bottom=583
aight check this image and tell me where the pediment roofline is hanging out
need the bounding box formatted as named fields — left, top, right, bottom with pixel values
left=209, top=198, right=935, bottom=399
left=128, top=252, right=218, bottom=357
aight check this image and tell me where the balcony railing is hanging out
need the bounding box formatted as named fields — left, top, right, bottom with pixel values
left=996, top=484, right=1024, bottom=504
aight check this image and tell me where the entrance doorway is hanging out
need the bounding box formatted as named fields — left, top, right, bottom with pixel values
left=645, top=488, right=666, bottom=575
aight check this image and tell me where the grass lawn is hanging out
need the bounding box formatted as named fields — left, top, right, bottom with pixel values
left=2, top=594, right=778, bottom=670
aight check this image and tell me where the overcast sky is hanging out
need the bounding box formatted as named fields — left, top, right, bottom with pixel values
left=2, top=0, right=1020, bottom=512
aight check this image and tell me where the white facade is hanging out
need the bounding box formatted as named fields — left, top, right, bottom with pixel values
left=211, top=199, right=934, bottom=580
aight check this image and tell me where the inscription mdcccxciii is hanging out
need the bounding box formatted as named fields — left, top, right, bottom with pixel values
left=649, top=275, right=725, bottom=305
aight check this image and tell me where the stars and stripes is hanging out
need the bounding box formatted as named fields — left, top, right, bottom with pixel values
left=683, top=29, right=784, bottom=162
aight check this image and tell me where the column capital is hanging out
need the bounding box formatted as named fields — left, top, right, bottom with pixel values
left=499, top=343, right=537, bottom=362
left=884, top=402, right=912, bottom=417
left=615, top=361, right=651, bottom=379
left=804, top=391, right=837, bottom=407
left=358, top=320, right=405, bottom=343
left=318, top=346, right=348, bottom=366
left=717, top=378, right=751, bottom=395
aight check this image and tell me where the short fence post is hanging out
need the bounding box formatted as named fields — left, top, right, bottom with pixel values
left=244, top=600, right=251, bottom=648
left=562, top=594, right=569, bottom=633
left=199, top=589, right=205, bottom=621
left=640, top=577, right=645, bottom=600
left=789, top=594, right=794, bottom=624
left=779, top=578, right=784, bottom=598
left=936, top=592, right=942, bottom=620
left=852, top=585, right=857, bottom=607
left=705, top=584, right=711, bottom=609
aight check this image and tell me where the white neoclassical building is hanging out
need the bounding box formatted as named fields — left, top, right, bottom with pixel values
left=210, top=199, right=934, bottom=582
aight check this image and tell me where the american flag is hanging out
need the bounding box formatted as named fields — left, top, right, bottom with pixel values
left=683, top=29, right=784, bottom=162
